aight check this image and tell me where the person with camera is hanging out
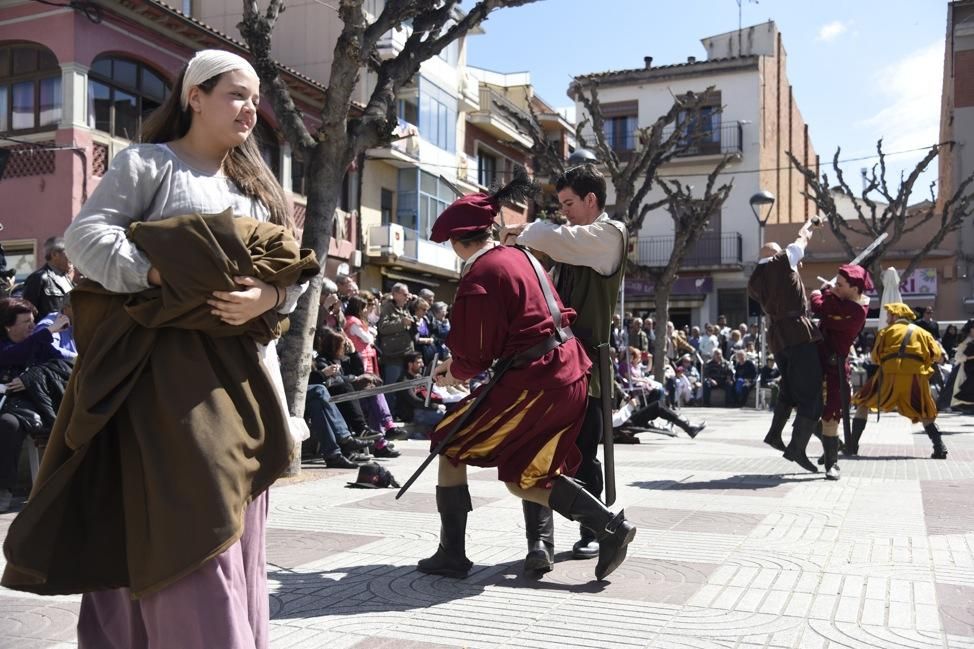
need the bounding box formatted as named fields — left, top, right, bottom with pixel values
left=376, top=282, right=415, bottom=412
left=22, top=237, right=74, bottom=318
left=0, top=297, right=72, bottom=512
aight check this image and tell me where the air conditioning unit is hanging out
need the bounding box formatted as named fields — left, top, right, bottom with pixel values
left=368, top=223, right=405, bottom=257
left=351, top=250, right=362, bottom=268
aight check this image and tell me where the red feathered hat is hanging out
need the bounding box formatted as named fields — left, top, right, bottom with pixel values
left=838, top=264, right=873, bottom=293
left=429, top=193, right=498, bottom=243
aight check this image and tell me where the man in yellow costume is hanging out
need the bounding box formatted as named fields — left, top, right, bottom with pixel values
left=851, top=302, right=947, bottom=459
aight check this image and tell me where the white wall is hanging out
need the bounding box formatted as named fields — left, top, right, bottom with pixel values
left=579, top=68, right=764, bottom=260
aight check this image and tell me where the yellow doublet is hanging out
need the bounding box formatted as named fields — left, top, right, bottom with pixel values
left=853, top=319, right=942, bottom=422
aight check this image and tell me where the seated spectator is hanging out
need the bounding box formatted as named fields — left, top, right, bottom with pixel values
left=688, top=326, right=701, bottom=351
left=396, top=352, right=447, bottom=439
left=312, top=327, right=401, bottom=458
left=34, top=292, right=77, bottom=361
left=0, top=298, right=73, bottom=512
left=730, top=349, right=757, bottom=407
left=674, top=354, right=702, bottom=406
left=317, top=277, right=344, bottom=330
left=702, top=349, right=734, bottom=406
left=623, top=347, right=663, bottom=397
left=304, top=381, right=372, bottom=468
left=758, top=354, right=781, bottom=408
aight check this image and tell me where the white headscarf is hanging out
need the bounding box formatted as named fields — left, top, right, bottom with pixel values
left=180, top=49, right=259, bottom=110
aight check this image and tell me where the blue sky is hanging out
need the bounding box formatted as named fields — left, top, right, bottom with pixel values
left=467, top=0, right=946, bottom=199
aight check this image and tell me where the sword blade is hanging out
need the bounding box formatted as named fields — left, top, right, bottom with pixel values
left=820, top=232, right=889, bottom=285
left=328, top=376, right=431, bottom=404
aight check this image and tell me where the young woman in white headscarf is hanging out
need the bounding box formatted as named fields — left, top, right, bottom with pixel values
left=63, top=49, right=295, bottom=649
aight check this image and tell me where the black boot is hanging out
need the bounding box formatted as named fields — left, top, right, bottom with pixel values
left=417, top=485, right=473, bottom=578
left=522, top=501, right=555, bottom=574
left=660, top=408, right=706, bottom=439
left=844, top=418, right=866, bottom=456
left=572, top=526, right=599, bottom=559
left=763, top=401, right=791, bottom=451
left=823, top=436, right=841, bottom=481
left=783, top=416, right=819, bottom=473
left=549, top=476, right=636, bottom=581
left=924, top=423, right=948, bottom=459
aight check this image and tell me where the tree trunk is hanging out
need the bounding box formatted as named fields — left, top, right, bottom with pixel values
left=652, top=277, right=675, bottom=384
left=278, top=142, right=344, bottom=475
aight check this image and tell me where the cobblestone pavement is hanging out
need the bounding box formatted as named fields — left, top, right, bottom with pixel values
left=2, top=408, right=974, bottom=648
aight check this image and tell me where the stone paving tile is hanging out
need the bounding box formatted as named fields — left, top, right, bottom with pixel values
left=0, top=597, right=79, bottom=648
left=922, top=480, right=974, bottom=536
left=337, top=490, right=500, bottom=514
left=936, top=582, right=974, bottom=636
left=625, top=506, right=766, bottom=535
left=349, top=637, right=465, bottom=649
left=267, top=529, right=383, bottom=569
left=484, top=556, right=716, bottom=605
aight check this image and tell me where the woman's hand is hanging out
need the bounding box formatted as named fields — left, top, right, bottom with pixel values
left=147, top=267, right=162, bottom=287
left=433, top=358, right=460, bottom=387
left=209, top=276, right=278, bottom=326
left=49, top=313, right=71, bottom=333
left=6, top=378, right=24, bottom=392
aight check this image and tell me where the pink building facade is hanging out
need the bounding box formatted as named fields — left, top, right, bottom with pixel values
left=0, top=0, right=356, bottom=276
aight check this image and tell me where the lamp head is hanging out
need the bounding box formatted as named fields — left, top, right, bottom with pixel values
left=749, top=190, right=775, bottom=225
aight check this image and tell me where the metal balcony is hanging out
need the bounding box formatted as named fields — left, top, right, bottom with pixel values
left=636, top=231, right=743, bottom=269
left=660, top=121, right=743, bottom=158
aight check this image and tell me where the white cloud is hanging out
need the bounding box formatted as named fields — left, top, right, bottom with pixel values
left=861, top=40, right=944, bottom=154
left=817, top=20, right=849, bottom=42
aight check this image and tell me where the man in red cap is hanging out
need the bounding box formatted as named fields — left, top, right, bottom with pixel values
left=809, top=264, right=872, bottom=480
left=415, top=180, right=636, bottom=582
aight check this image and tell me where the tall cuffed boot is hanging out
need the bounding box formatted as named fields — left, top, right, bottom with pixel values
left=823, top=436, right=841, bottom=481
left=659, top=408, right=706, bottom=439
left=522, top=501, right=555, bottom=574
left=783, top=416, right=819, bottom=473
left=845, top=418, right=866, bottom=456
left=417, top=485, right=474, bottom=578
left=763, top=400, right=792, bottom=452
left=549, top=476, right=636, bottom=581
left=924, top=423, right=948, bottom=459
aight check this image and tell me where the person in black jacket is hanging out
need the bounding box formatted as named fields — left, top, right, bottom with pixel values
left=395, top=352, right=445, bottom=438
left=21, top=237, right=74, bottom=318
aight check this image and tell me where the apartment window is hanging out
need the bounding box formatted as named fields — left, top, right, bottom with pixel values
left=601, top=100, right=638, bottom=152
left=0, top=44, right=62, bottom=133
left=677, top=91, right=722, bottom=153
left=418, top=78, right=457, bottom=152
left=397, top=96, right=418, bottom=126
left=88, top=56, right=169, bottom=141
left=397, top=168, right=457, bottom=237
left=380, top=188, right=394, bottom=225
left=477, top=150, right=497, bottom=188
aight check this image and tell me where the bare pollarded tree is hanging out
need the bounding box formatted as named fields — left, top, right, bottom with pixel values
left=789, top=140, right=974, bottom=297
left=500, top=82, right=733, bottom=379
left=238, top=0, right=538, bottom=470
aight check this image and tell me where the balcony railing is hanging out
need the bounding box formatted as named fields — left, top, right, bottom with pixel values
left=660, top=121, right=743, bottom=157
left=636, top=232, right=743, bottom=268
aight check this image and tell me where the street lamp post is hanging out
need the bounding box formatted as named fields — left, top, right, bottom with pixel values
left=749, top=190, right=775, bottom=409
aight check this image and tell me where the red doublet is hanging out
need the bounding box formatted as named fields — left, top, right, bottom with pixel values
left=810, top=288, right=868, bottom=421
left=432, top=246, right=591, bottom=488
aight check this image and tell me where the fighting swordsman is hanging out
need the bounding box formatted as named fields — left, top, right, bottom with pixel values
left=808, top=265, right=872, bottom=480
left=500, top=164, right=628, bottom=571
left=415, top=175, right=636, bottom=582
left=851, top=302, right=948, bottom=459
left=747, top=221, right=823, bottom=473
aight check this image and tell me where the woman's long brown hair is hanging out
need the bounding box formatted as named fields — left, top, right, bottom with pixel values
left=141, top=66, right=293, bottom=231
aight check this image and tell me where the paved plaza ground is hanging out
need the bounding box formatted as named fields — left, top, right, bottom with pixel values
left=2, top=407, right=974, bottom=648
